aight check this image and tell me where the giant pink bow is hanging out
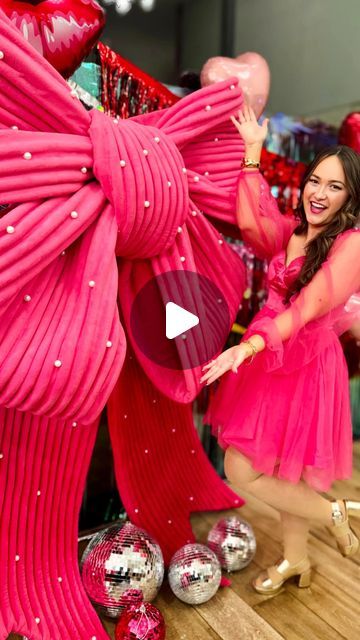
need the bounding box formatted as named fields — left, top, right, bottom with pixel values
left=0, top=11, right=247, bottom=423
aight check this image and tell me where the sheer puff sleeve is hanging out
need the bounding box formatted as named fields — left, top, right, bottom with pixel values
left=247, top=229, right=360, bottom=372
left=236, top=169, right=297, bottom=260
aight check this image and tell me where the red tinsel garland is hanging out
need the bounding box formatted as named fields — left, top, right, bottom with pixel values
left=97, top=42, right=179, bottom=118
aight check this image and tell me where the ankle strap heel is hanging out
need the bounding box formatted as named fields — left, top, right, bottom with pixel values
left=297, top=567, right=312, bottom=588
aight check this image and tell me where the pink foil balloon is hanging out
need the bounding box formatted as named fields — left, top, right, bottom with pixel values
left=0, top=0, right=105, bottom=77
left=201, top=51, right=270, bottom=117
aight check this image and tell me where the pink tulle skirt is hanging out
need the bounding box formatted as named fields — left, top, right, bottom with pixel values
left=203, top=319, right=353, bottom=492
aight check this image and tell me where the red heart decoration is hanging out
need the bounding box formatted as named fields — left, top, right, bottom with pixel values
left=200, top=51, right=270, bottom=118
left=0, top=0, right=105, bottom=77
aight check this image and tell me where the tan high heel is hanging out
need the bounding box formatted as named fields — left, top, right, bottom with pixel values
left=252, top=556, right=312, bottom=595
left=329, top=499, right=360, bottom=557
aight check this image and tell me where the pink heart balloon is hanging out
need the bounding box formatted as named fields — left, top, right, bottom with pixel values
left=200, top=52, right=270, bottom=118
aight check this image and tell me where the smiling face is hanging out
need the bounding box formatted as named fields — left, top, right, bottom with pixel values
left=302, top=155, right=349, bottom=228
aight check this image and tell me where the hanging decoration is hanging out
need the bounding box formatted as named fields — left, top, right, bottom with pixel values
left=0, top=0, right=105, bottom=77
left=97, top=42, right=179, bottom=117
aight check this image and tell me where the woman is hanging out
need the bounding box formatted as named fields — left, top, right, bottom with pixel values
left=200, top=105, right=360, bottom=594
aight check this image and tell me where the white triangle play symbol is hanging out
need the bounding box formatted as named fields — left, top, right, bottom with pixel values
left=166, top=302, right=199, bottom=339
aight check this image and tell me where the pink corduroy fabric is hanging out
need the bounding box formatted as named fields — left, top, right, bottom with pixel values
left=0, top=9, right=248, bottom=639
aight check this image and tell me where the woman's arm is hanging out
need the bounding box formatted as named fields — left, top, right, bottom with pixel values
left=232, top=106, right=297, bottom=259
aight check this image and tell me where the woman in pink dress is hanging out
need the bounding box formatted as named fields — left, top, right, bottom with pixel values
left=201, top=104, right=360, bottom=594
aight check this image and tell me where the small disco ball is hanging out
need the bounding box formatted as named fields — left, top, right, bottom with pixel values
left=207, top=516, right=256, bottom=572
left=81, top=522, right=164, bottom=618
left=168, top=543, right=221, bottom=605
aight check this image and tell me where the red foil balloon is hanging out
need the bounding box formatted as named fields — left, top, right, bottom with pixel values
left=115, top=603, right=166, bottom=640
left=0, top=0, right=105, bottom=77
left=339, top=112, right=360, bottom=153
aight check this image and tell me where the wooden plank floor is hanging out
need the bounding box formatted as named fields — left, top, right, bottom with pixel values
left=10, top=442, right=360, bottom=639
left=101, top=442, right=360, bottom=640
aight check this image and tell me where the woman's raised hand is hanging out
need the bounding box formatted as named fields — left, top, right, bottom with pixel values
left=230, top=104, right=269, bottom=147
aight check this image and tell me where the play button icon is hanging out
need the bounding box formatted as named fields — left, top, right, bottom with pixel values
left=129, top=270, right=231, bottom=371
left=166, top=302, right=199, bottom=339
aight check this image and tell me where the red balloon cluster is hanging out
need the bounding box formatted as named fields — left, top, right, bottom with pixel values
left=115, top=602, right=166, bottom=640
left=0, top=0, right=105, bottom=77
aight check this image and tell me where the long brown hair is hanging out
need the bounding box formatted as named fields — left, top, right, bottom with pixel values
left=286, top=145, right=360, bottom=302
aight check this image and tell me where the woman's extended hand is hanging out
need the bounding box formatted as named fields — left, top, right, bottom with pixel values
left=230, top=104, right=269, bottom=147
left=200, top=343, right=253, bottom=386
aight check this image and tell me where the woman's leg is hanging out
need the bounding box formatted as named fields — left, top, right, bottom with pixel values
left=280, top=511, right=310, bottom=563
left=224, top=446, right=335, bottom=524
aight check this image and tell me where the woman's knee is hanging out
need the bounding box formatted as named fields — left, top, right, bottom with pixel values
left=223, top=447, right=261, bottom=486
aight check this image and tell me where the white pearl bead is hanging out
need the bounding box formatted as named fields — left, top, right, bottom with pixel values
left=167, top=181, right=172, bottom=187
left=54, top=360, right=62, bottom=368
left=204, top=171, right=209, bottom=176
left=191, top=449, right=195, bottom=454
left=0, top=453, right=3, bottom=459
left=194, top=176, right=199, bottom=182
left=143, top=149, right=149, bottom=156
left=70, top=211, right=78, bottom=219
left=230, top=84, right=236, bottom=90
left=24, top=294, right=31, bottom=302
left=106, top=340, right=112, bottom=348
left=144, top=201, right=150, bottom=208
left=145, top=449, right=149, bottom=454
left=6, top=226, right=15, bottom=234
left=177, top=226, right=182, bottom=233
left=219, top=239, right=224, bottom=245
left=134, top=508, right=139, bottom=513
left=124, top=414, right=128, bottom=419
left=15, top=555, right=20, bottom=561
left=37, top=490, right=41, bottom=496
left=191, top=210, right=197, bottom=216
left=168, top=520, right=172, bottom=524
left=89, top=280, right=95, bottom=287
left=72, top=421, right=77, bottom=427
left=180, top=256, right=186, bottom=262
left=120, top=160, right=126, bottom=167
left=58, top=577, right=63, bottom=583
left=153, top=399, right=157, bottom=403
left=182, top=167, right=187, bottom=173
left=23, top=152, right=32, bottom=160
left=35, top=618, right=41, bottom=625
left=181, top=334, right=187, bottom=340
left=189, top=496, right=194, bottom=501
left=0, top=51, right=4, bottom=60
left=172, top=428, right=176, bottom=433
left=81, top=167, right=88, bottom=174
left=205, top=105, right=212, bottom=111
left=154, top=136, right=160, bottom=143
left=214, top=137, right=219, bottom=142
left=61, top=250, right=66, bottom=256
left=11, top=125, right=19, bottom=130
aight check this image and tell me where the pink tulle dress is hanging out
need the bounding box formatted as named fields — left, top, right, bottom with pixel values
left=203, top=169, right=360, bottom=491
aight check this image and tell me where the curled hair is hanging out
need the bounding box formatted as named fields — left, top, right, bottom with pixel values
left=285, top=145, right=360, bottom=303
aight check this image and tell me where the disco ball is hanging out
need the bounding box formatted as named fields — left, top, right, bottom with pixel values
left=168, top=543, right=221, bottom=605
left=81, top=522, right=164, bottom=618
left=207, top=516, right=256, bottom=572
